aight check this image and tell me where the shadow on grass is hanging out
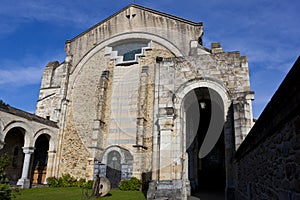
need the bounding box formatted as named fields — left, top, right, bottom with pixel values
left=105, top=193, right=112, bottom=197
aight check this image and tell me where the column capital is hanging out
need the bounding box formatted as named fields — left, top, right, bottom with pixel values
left=0, top=141, right=5, bottom=149
left=22, top=147, right=35, bottom=154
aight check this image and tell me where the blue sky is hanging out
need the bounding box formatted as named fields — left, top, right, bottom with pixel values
left=0, top=0, right=299, bottom=119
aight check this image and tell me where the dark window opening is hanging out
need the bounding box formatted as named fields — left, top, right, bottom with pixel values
left=112, top=41, right=148, bottom=62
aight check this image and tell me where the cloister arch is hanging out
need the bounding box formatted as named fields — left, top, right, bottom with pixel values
left=0, top=127, right=25, bottom=184
left=0, top=109, right=58, bottom=188
left=3, top=121, right=34, bottom=147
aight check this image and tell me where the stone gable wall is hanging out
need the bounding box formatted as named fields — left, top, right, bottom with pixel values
left=67, top=5, right=203, bottom=67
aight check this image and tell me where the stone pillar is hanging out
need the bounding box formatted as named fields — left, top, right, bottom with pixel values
left=133, top=66, right=149, bottom=179
left=89, top=70, right=109, bottom=160
left=233, top=91, right=254, bottom=149
left=17, top=147, right=35, bottom=188
left=44, top=151, right=56, bottom=183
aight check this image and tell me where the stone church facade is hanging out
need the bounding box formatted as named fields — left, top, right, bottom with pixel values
left=1, top=4, right=255, bottom=199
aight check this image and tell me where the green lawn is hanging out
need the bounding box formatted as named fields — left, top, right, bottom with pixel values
left=13, top=187, right=146, bottom=200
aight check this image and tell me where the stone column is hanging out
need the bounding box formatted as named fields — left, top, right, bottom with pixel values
left=17, top=147, right=35, bottom=188
left=233, top=91, right=254, bottom=149
left=44, top=151, right=56, bottom=184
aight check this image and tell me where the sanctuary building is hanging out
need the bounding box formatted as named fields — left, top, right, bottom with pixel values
left=0, top=4, right=256, bottom=199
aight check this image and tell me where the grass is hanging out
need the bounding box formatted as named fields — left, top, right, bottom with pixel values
left=13, top=187, right=146, bottom=200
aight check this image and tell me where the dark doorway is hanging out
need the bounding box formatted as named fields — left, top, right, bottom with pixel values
left=0, top=127, right=25, bottom=184
left=106, top=150, right=121, bottom=188
left=31, top=134, right=49, bottom=184
left=185, top=88, right=225, bottom=197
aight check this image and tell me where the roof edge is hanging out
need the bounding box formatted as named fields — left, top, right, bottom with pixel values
left=0, top=105, right=58, bottom=128
left=67, top=4, right=203, bottom=43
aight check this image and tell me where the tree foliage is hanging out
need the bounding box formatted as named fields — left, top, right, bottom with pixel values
left=0, top=100, right=9, bottom=109
left=0, top=154, right=12, bottom=200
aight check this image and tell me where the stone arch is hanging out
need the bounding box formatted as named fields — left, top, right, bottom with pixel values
left=34, top=128, right=57, bottom=152
left=101, top=146, right=134, bottom=188
left=0, top=119, right=5, bottom=149
left=67, top=32, right=183, bottom=97
left=174, top=78, right=231, bottom=113
left=173, top=78, right=232, bottom=196
left=0, top=125, right=26, bottom=184
left=101, top=145, right=133, bottom=165
left=3, top=121, right=34, bottom=147
left=32, top=132, right=52, bottom=185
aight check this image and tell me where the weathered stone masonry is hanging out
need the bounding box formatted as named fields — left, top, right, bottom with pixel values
left=1, top=4, right=256, bottom=199
left=234, top=57, right=300, bottom=200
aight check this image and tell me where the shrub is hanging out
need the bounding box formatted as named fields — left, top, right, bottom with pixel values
left=0, top=154, right=11, bottom=200
left=84, top=180, right=94, bottom=189
left=119, top=177, right=141, bottom=191
left=47, top=174, right=93, bottom=189
left=46, top=177, right=60, bottom=187
left=60, top=174, right=77, bottom=187
left=0, top=184, right=12, bottom=200
left=77, top=178, right=86, bottom=188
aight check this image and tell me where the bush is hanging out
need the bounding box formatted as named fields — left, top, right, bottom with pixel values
left=0, top=183, right=12, bottom=200
left=46, top=177, right=60, bottom=187
left=83, top=180, right=94, bottom=189
left=119, top=177, right=141, bottom=191
left=0, top=154, right=11, bottom=200
left=47, top=174, right=93, bottom=189
left=60, top=174, right=77, bottom=187
left=77, top=178, right=86, bottom=188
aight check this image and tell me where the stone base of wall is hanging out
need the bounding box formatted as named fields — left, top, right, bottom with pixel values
left=147, top=180, right=187, bottom=200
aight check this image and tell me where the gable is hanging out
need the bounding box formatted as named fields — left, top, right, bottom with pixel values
left=66, top=4, right=204, bottom=66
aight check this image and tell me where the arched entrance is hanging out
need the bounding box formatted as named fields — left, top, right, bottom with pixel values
left=31, top=134, right=49, bottom=184
left=106, top=150, right=122, bottom=188
left=101, top=146, right=133, bottom=189
left=0, top=127, right=25, bottom=184
left=184, top=87, right=225, bottom=197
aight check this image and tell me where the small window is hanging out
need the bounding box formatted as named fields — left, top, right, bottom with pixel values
left=142, top=66, right=149, bottom=73
left=101, top=70, right=110, bottom=79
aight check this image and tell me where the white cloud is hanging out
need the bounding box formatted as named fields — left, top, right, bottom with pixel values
left=0, top=51, right=65, bottom=87
left=0, top=67, right=43, bottom=86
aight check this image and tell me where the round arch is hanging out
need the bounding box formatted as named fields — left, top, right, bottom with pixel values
left=0, top=119, right=5, bottom=148
left=67, top=32, right=183, bottom=99
left=3, top=121, right=34, bottom=147
left=173, top=78, right=232, bottom=196
left=174, top=78, right=231, bottom=113
left=34, top=128, right=57, bottom=152
left=101, top=145, right=133, bottom=165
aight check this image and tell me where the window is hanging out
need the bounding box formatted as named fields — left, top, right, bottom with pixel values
left=106, top=39, right=152, bottom=65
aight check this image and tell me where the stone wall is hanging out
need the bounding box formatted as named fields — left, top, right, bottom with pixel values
left=148, top=43, right=254, bottom=199
left=66, top=4, right=203, bottom=67
left=35, top=61, right=66, bottom=122
left=56, top=107, right=93, bottom=179
left=234, top=57, right=300, bottom=199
